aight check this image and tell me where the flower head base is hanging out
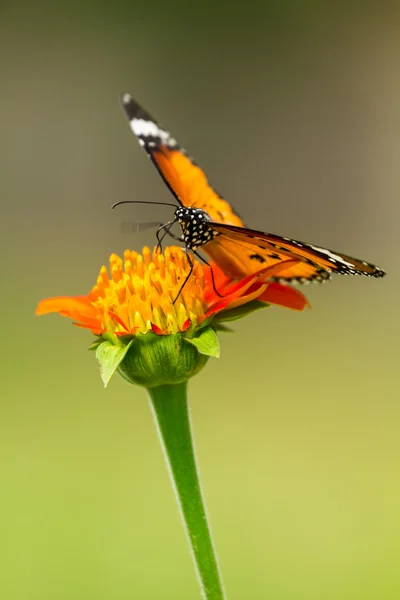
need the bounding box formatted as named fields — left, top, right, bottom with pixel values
left=36, top=246, right=309, bottom=387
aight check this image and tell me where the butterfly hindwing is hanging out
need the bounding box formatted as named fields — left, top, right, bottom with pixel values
left=120, top=93, right=243, bottom=226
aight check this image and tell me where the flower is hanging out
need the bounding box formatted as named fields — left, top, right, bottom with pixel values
left=36, top=246, right=309, bottom=335
left=36, top=246, right=309, bottom=387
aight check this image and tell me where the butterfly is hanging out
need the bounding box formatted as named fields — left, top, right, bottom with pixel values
left=117, top=92, right=385, bottom=289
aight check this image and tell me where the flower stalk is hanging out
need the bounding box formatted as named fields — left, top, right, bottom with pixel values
left=148, top=382, right=226, bottom=600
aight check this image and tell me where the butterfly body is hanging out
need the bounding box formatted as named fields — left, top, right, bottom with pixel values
left=175, top=206, right=219, bottom=250
left=119, top=93, right=386, bottom=284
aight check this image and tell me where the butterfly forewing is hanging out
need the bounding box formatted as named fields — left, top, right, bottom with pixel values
left=120, top=93, right=244, bottom=226
left=207, top=223, right=385, bottom=282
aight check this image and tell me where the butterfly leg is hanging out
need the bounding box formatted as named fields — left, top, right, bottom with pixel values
left=172, top=248, right=194, bottom=305
left=158, top=227, right=185, bottom=252
left=156, top=219, right=179, bottom=253
left=193, top=250, right=224, bottom=298
left=165, top=229, right=184, bottom=243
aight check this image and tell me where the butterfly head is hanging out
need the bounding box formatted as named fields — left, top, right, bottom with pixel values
left=175, top=206, right=218, bottom=250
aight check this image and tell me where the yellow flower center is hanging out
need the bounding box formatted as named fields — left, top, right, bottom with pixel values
left=89, top=246, right=207, bottom=335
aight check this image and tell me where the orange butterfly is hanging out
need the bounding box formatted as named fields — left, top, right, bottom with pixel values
left=117, top=93, right=385, bottom=287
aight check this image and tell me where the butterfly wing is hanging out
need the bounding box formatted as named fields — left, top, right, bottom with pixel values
left=120, top=94, right=385, bottom=285
left=120, top=93, right=243, bottom=227
left=205, top=223, right=386, bottom=282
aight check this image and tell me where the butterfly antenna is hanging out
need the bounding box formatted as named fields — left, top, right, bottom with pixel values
left=112, top=200, right=178, bottom=210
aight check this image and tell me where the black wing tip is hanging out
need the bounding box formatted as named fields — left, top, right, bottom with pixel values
left=333, top=264, right=386, bottom=278
left=120, top=92, right=139, bottom=120
left=120, top=92, right=132, bottom=105
left=372, top=266, right=386, bottom=278
left=119, top=92, right=155, bottom=124
left=358, top=260, right=386, bottom=278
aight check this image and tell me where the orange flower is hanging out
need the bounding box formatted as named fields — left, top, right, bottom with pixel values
left=36, top=246, right=309, bottom=337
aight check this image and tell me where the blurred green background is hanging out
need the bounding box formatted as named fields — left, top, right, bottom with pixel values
left=1, top=1, right=399, bottom=598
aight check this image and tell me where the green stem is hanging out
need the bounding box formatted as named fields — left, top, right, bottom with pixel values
left=148, top=382, right=226, bottom=600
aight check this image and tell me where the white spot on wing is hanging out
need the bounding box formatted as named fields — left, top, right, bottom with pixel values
left=309, top=245, right=354, bottom=268
left=132, top=118, right=162, bottom=138
left=131, top=118, right=176, bottom=147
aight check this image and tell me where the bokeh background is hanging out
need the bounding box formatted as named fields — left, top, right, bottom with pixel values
left=1, top=1, right=399, bottom=598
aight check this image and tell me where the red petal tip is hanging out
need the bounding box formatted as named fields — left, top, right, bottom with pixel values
left=151, top=323, right=164, bottom=335
left=181, top=318, right=191, bottom=332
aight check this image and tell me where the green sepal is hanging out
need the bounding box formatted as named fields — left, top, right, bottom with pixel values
left=214, top=323, right=234, bottom=333
left=214, top=300, right=269, bottom=323
left=191, top=314, right=215, bottom=333
left=185, top=327, right=220, bottom=358
left=88, top=338, right=103, bottom=351
left=96, top=339, right=134, bottom=387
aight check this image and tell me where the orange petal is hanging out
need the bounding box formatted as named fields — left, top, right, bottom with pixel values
left=108, top=310, right=130, bottom=333
left=73, top=322, right=104, bottom=335
left=205, top=283, right=269, bottom=317
left=204, top=263, right=231, bottom=289
left=219, top=259, right=301, bottom=296
left=258, top=282, right=311, bottom=311
left=36, top=295, right=104, bottom=334
left=205, top=261, right=296, bottom=312
left=204, top=268, right=264, bottom=306
left=36, top=296, right=98, bottom=319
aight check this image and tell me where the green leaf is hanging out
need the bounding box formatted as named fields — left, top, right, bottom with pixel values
left=96, top=339, right=134, bottom=387
left=214, top=300, right=269, bottom=323
left=185, top=328, right=220, bottom=358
